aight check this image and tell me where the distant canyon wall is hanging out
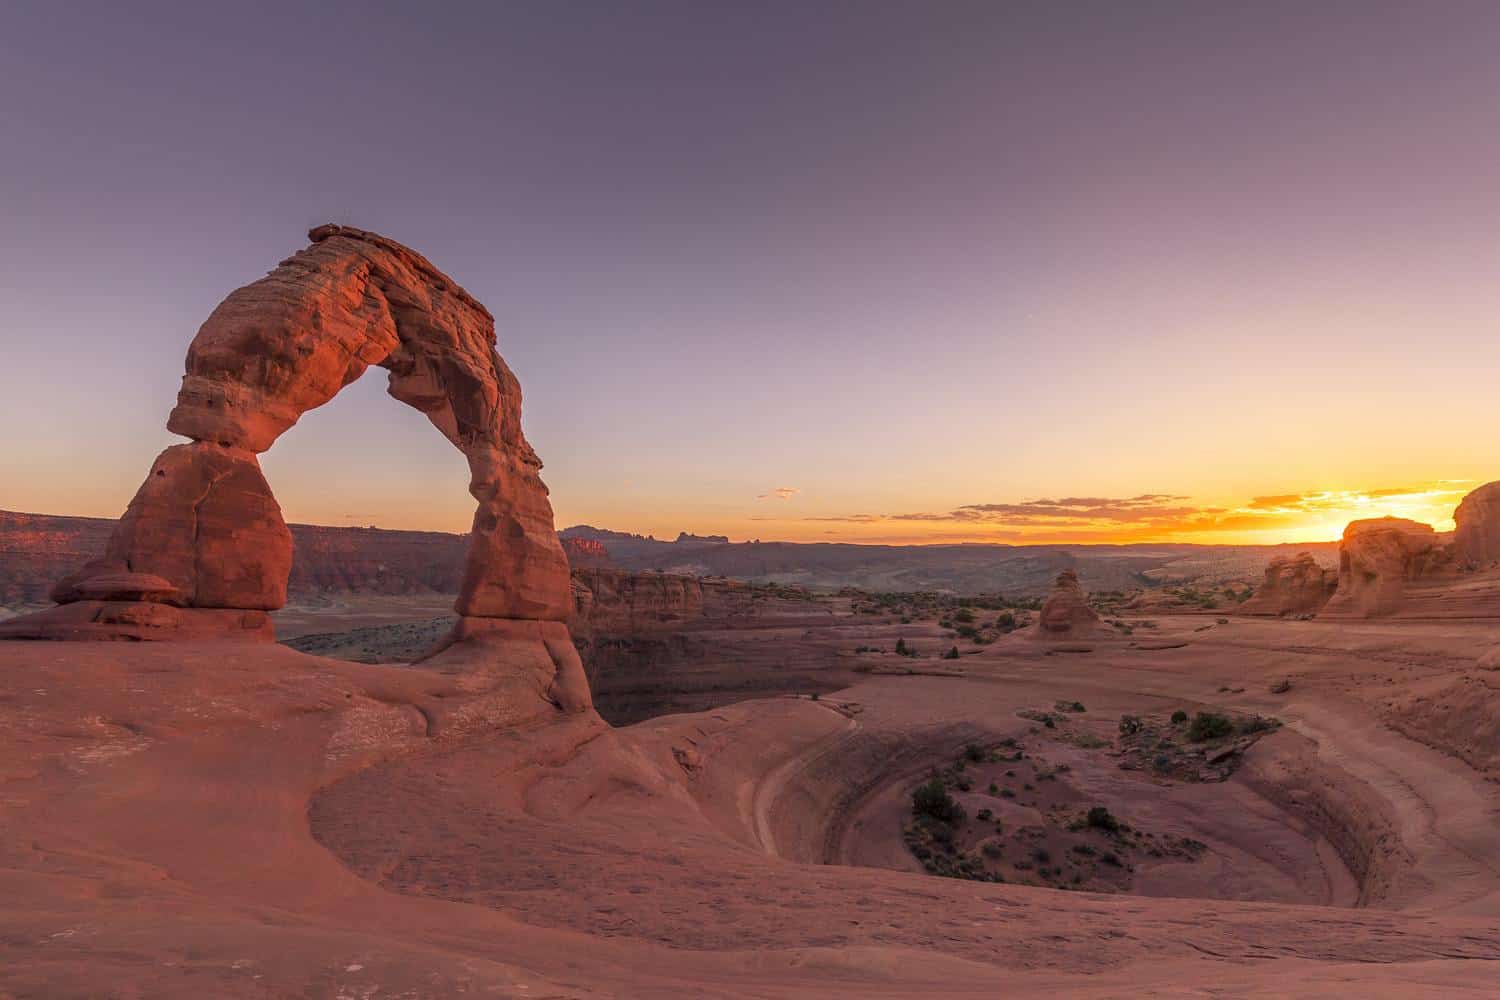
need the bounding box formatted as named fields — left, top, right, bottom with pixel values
left=1, top=511, right=715, bottom=629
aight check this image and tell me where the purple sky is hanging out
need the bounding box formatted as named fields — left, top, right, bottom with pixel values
left=3, top=2, right=1499, bottom=543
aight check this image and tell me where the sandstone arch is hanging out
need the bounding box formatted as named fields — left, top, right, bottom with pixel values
left=9, top=226, right=589, bottom=712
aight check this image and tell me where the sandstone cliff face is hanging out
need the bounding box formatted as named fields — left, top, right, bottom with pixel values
left=1238, top=552, right=1337, bottom=617
left=1454, top=481, right=1500, bottom=570
left=0, top=512, right=116, bottom=605
left=1322, top=518, right=1448, bottom=618
left=570, top=569, right=705, bottom=635
left=1035, top=570, right=1101, bottom=636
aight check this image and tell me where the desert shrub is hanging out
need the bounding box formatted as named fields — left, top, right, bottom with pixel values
left=1119, top=715, right=1143, bottom=736
left=944, top=646, right=961, bottom=659
left=1000, top=788, right=1016, bottom=799
left=988, top=782, right=999, bottom=794
left=1086, top=806, right=1120, bottom=832
left=982, top=840, right=1004, bottom=858
left=912, top=778, right=965, bottom=823
left=1100, top=851, right=1122, bottom=867
left=1170, top=709, right=1188, bottom=724
left=976, top=807, right=993, bottom=821
left=1241, top=715, right=1279, bottom=734
left=963, top=743, right=987, bottom=763
left=1188, top=712, right=1234, bottom=741
left=1055, top=700, right=1086, bottom=713
left=954, top=608, right=975, bottom=623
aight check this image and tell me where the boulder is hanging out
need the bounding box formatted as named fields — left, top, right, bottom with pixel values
left=1237, top=552, right=1337, bottom=617
left=1322, top=518, right=1448, bottom=618
left=1454, top=481, right=1500, bottom=569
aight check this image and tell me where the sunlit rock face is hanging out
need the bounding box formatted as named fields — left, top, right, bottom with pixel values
left=1322, top=518, right=1448, bottom=618
left=1454, top=481, right=1500, bottom=570
left=1238, top=552, right=1337, bottom=617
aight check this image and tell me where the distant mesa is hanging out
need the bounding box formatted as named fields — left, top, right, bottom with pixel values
left=1033, top=569, right=1103, bottom=637
left=1237, top=552, right=1337, bottom=617
left=0, top=225, right=591, bottom=723
left=675, top=532, right=730, bottom=545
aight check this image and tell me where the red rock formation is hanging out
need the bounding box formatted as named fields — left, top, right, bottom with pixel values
left=31, top=224, right=570, bottom=633
left=52, top=443, right=292, bottom=610
left=3, top=227, right=588, bottom=717
left=1238, top=552, right=1337, bottom=617
left=1322, top=518, right=1449, bottom=618
left=1035, top=570, right=1101, bottom=635
left=1454, top=481, right=1500, bottom=570
left=570, top=569, right=705, bottom=634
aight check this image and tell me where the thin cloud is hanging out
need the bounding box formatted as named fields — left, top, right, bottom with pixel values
left=756, top=486, right=800, bottom=501
left=796, top=483, right=1469, bottom=541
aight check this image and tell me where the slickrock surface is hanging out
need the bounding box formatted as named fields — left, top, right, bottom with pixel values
left=1238, top=551, right=1337, bottom=616
left=4, top=611, right=1500, bottom=996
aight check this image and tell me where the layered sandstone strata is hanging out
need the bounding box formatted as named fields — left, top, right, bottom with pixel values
left=570, top=568, right=706, bottom=635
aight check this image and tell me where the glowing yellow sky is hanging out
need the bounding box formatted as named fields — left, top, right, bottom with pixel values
left=554, top=483, right=1470, bottom=547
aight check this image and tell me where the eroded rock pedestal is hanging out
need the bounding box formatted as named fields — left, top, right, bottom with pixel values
left=1034, top=569, right=1102, bottom=637
left=1, top=225, right=589, bottom=717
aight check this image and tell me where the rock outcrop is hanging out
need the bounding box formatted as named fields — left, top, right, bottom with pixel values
left=1321, top=518, right=1449, bottom=618
left=1034, top=570, right=1101, bottom=636
left=570, top=569, right=705, bottom=635
left=1454, top=481, right=1500, bottom=570
left=2, top=225, right=591, bottom=716
left=1238, top=552, right=1337, bottom=617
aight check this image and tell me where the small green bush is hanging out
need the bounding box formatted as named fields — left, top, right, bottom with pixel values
left=1086, top=806, right=1120, bottom=832
left=1170, top=709, right=1188, bottom=724
left=1188, top=712, right=1234, bottom=741
left=912, top=778, right=965, bottom=823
